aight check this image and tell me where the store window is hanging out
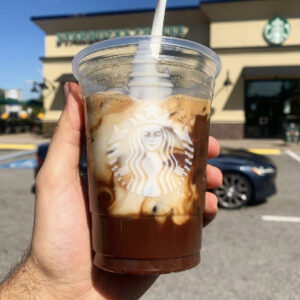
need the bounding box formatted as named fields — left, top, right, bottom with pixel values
left=245, top=80, right=300, bottom=138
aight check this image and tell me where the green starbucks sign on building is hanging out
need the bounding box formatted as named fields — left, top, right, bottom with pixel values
left=57, top=25, right=189, bottom=46
left=264, top=17, right=291, bottom=45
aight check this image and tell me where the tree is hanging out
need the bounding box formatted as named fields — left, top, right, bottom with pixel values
left=0, top=88, right=4, bottom=99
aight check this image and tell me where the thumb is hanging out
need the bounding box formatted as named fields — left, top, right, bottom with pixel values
left=40, top=82, right=84, bottom=180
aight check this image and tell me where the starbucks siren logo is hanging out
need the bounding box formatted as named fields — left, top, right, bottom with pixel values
left=107, top=105, right=194, bottom=197
left=264, top=17, right=291, bottom=45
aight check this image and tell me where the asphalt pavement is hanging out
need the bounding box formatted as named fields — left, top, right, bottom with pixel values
left=0, top=135, right=299, bottom=299
left=143, top=151, right=300, bottom=300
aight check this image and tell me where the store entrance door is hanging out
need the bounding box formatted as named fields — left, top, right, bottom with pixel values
left=245, top=80, right=300, bottom=138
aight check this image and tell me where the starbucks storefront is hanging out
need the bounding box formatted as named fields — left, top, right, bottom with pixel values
left=32, top=0, right=300, bottom=139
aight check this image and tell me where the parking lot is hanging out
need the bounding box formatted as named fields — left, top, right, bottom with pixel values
left=0, top=134, right=299, bottom=299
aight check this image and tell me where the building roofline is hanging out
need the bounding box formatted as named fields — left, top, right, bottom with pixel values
left=31, top=1, right=256, bottom=22
left=31, top=4, right=201, bottom=21
left=201, top=0, right=252, bottom=3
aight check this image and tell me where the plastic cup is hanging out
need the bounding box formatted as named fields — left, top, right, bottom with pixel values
left=72, top=36, right=221, bottom=274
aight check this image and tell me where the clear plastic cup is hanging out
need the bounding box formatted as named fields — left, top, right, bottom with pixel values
left=73, top=36, right=221, bottom=274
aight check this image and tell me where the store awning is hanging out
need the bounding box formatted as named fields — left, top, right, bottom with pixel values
left=0, top=98, right=20, bottom=105
left=243, top=66, right=300, bottom=79
left=24, top=99, right=43, bottom=107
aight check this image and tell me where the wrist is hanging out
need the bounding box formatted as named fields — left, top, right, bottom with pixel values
left=0, top=255, right=57, bottom=300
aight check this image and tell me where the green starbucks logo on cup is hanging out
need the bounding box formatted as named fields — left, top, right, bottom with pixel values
left=264, top=17, right=291, bottom=45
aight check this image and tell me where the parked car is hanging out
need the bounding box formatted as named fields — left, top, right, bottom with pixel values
left=209, top=148, right=276, bottom=208
left=34, top=143, right=87, bottom=178
left=34, top=144, right=276, bottom=209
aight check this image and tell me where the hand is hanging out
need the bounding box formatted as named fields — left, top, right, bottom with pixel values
left=0, top=82, right=222, bottom=300
left=205, top=136, right=222, bottom=226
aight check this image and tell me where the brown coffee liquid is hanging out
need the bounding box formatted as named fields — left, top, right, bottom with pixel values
left=85, top=92, right=210, bottom=274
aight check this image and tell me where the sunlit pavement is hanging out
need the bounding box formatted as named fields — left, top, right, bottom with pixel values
left=220, top=138, right=300, bottom=155
left=0, top=133, right=49, bottom=145
left=145, top=148, right=300, bottom=300
left=0, top=134, right=48, bottom=169
left=0, top=134, right=299, bottom=299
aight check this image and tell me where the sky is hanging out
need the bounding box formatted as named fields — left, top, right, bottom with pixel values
left=0, top=0, right=216, bottom=100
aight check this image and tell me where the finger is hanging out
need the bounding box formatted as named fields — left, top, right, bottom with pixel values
left=208, top=136, right=220, bottom=159
left=206, top=164, right=223, bottom=189
left=203, top=192, right=218, bottom=227
left=41, top=82, right=84, bottom=177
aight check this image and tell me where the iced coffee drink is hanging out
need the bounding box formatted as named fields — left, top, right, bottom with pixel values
left=85, top=92, right=211, bottom=274
left=73, top=35, right=221, bottom=274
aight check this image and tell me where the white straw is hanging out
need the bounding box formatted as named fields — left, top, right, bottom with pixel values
left=151, top=0, right=167, bottom=36
left=129, top=0, right=172, bottom=100
left=151, top=0, right=167, bottom=58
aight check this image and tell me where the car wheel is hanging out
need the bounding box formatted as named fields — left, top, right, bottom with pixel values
left=214, top=172, right=252, bottom=209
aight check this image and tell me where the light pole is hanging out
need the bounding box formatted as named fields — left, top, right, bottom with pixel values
left=30, top=81, right=49, bottom=93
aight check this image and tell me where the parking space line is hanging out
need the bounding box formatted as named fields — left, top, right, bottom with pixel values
left=262, top=215, right=300, bottom=223
left=248, top=148, right=281, bottom=155
left=0, top=144, right=36, bottom=150
left=285, top=150, right=300, bottom=163
left=0, top=150, right=36, bottom=161
left=0, top=158, right=37, bottom=169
